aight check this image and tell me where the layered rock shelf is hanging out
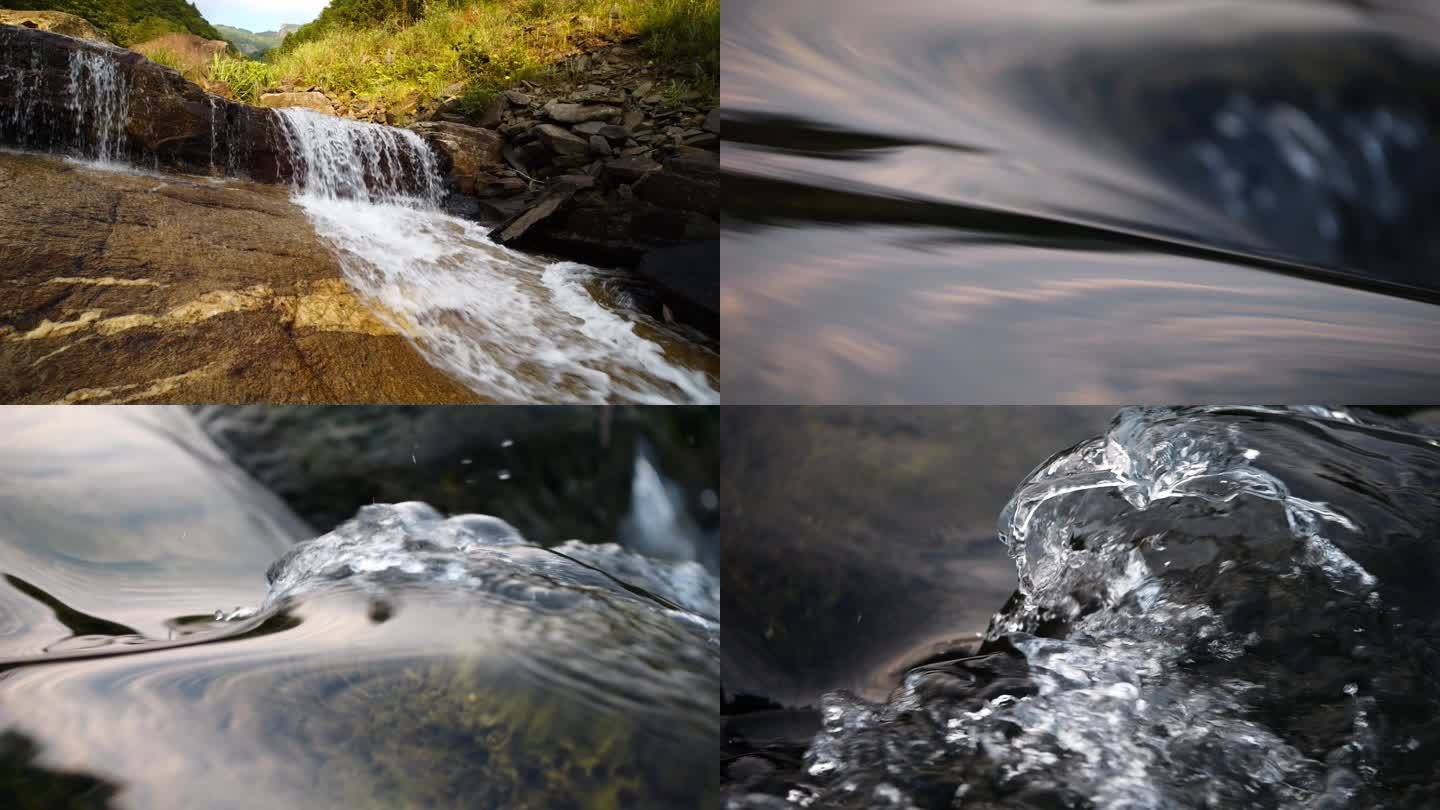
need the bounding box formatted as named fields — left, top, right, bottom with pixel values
left=0, top=152, right=484, bottom=403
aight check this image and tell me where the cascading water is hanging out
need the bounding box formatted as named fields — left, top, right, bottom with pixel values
left=273, top=107, right=719, bottom=404
left=620, top=442, right=714, bottom=569
left=66, top=50, right=128, bottom=164
left=0, top=30, right=130, bottom=163
left=0, top=30, right=716, bottom=403
left=274, top=107, right=443, bottom=205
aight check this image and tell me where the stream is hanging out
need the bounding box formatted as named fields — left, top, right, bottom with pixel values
left=722, top=0, right=1440, bottom=402
left=0, top=31, right=718, bottom=404
left=0, top=406, right=719, bottom=809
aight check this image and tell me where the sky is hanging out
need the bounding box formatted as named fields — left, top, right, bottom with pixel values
left=195, top=0, right=329, bottom=32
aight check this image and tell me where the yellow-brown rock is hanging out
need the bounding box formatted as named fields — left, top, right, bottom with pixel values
left=0, top=151, right=484, bottom=404
left=0, top=10, right=108, bottom=43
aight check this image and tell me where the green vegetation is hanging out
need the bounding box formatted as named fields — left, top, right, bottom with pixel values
left=264, top=0, right=718, bottom=111
left=6, top=0, right=224, bottom=45
left=141, top=45, right=182, bottom=70
left=207, top=53, right=277, bottom=104
left=214, top=23, right=284, bottom=58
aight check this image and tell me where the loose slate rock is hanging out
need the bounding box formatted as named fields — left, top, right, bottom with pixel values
left=543, top=100, right=622, bottom=124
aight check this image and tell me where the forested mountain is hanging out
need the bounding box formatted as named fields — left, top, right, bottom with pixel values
left=214, top=23, right=285, bottom=57
left=5, top=0, right=223, bottom=45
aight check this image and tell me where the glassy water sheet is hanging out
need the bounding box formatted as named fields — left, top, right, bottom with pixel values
left=721, top=405, right=1440, bottom=810
left=0, top=406, right=719, bottom=809
left=721, top=0, right=1440, bottom=402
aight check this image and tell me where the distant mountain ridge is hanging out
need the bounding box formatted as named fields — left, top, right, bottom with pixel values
left=213, top=22, right=294, bottom=57
left=4, top=0, right=223, bottom=45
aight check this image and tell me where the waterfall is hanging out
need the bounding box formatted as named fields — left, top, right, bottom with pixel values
left=0, top=31, right=131, bottom=164
left=273, top=107, right=443, bottom=206
left=274, top=103, right=717, bottom=403
left=0, top=31, right=718, bottom=403
left=619, top=442, right=713, bottom=567
left=65, top=50, right=129, bottom=164
left=5, top=42, right=43, bottom=142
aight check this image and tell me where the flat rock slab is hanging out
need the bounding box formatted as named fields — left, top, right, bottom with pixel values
left=0, top=152, right=483, bottom=403
left=260, top=91, right=336, bottom=115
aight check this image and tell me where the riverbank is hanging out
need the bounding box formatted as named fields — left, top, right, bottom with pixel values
left=0, top=152, right=484, bottom=403
left=0, top=21, right=718, bottom=403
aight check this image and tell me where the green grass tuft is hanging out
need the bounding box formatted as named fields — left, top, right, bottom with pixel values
left=208, top=54, right=278, bottom=105
left=142, top=46, right=183, bottom=71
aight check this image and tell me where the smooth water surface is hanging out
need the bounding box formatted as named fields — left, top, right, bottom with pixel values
left=0, top=408, right=718, bottom=809
left=722, top=0, right=1440, bottom=402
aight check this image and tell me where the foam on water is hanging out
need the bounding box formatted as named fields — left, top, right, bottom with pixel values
left=296, top=195, right=718, bottom=403
left=274, top=107, right=443, bottom=205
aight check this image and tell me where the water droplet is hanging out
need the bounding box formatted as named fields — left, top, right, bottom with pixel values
left=500, top=439, right=515, bottom=448
left=496, top=469, right=511, bottom=481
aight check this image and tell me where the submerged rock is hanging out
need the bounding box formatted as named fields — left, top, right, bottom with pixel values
left=726, top=407, right=1440, bottom=809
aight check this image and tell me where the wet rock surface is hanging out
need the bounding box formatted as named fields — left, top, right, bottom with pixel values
left=724, top=407, right=1440, bottom=809
left=417, top=38, right=721, bottom=337
left=0, top=25, right=290, bottom=179
left=0, top=152, right=482, bottom=403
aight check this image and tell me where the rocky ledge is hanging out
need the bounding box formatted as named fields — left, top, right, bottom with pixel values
left=400, top=40, right=721, bottom=337
left=0, top=152, right=482, bottom=403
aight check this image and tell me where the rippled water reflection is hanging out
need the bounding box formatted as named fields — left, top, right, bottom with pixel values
left=0, top=407, right=717, bottom=808
left=722, top=0, right=1440, bottom=401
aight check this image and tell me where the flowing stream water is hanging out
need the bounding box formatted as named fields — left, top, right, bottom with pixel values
left=0, top=407, right=719, bottom=808
left=0, top=35, right=718, bottom=403
left=723, top=406, right=1440, bottom=809
left=723, top=0, right=1440, bottom=402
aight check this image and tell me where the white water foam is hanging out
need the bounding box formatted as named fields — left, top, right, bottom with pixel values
left=273, top=107, right=717, bottom=403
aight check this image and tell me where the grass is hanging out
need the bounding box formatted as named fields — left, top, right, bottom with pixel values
left=221, top=0, right=718, bottom=116
left=142, top=46, right=183, bottom=72
left=207, top=54, right=278, bottom=105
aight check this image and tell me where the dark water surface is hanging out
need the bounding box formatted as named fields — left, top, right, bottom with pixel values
left=722, top=0, right=1440, bottom=402
left=0, top=407, right=718, bottom=809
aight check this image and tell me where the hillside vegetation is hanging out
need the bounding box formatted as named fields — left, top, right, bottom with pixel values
left=214, top=23, right=284, bottom=58
left=6, top=0, right=222, bottom=45
left=204, top=0, right=717, bottom=110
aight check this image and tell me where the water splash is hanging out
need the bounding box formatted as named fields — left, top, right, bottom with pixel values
left=259, top=501, right=718, bottom=633
left=273, top=107, right=443, bottom=205
left=727, top=406, right=1440, bottom=809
